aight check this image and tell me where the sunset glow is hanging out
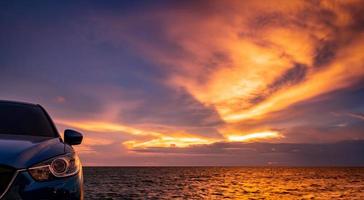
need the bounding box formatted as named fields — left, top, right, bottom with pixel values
left=1, top=0, right=364, bottom=165
left=57, top=120, right=162, bottom=136
left=228, top=131, right=282, bottom=142
left=124, top=136, right=215, bottom=149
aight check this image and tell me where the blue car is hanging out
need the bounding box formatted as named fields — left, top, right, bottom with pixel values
left=0, top=100, right=84, bottom=200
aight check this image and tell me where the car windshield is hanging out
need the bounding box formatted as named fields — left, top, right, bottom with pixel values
left=0, top=102, right=57, bottom=137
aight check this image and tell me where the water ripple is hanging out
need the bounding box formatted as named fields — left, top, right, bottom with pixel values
left=84, top=167, right=364, bottom=199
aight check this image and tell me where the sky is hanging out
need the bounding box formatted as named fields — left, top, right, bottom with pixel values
left=0, top=0, right=364, bottom=166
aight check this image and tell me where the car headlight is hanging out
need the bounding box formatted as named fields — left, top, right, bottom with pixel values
left=28, top=153, right=81, bottom=181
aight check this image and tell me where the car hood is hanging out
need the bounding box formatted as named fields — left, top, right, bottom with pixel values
left=0, top=134, right=66, bottom=169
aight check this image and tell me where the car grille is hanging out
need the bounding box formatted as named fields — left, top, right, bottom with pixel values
left=0, top=166, right=15, bottom=197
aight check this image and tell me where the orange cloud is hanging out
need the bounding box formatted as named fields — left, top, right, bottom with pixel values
left=57, top=119, right=281, bottom=149
left=68, top=0, right=364, bottom=152
left=124, top=0, right=364, bottom=124
left=124, top=136, right=216, bottom=149
left=227, top=131, right=282, bottom=142
left=57, top=119, right=162, bottom=136
left=57, top=119, right=219, bottom=149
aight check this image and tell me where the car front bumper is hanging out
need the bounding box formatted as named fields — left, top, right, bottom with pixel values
left=1, top=168, right=83, bottom=200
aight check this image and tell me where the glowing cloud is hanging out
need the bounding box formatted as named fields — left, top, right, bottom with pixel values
left=227, top=131, right=282, bottom=142
left=124, top=136, right=215, bottom=149
left=2, top=0, right=364, bottom=165
left=116, top=0, right=364, bottom=124
left=57, top=0, right=364, bottom=152
left=57, top=119, right=161, bottom=136
left=57, top=119, right=218, bottom=149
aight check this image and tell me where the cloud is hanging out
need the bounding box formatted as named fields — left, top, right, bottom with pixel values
left=348, top=113, right=364, bottom=121
left=1, top=0, right=364, bottom=165
left=131, top=140, right=364, bottom=166
left=56, top=118, right=221, bottom=149
left=220, top=84, right=364, bottom=143
left=98, top=0, right=364, bottom=124
left=268, top=63, right=307, bottom=93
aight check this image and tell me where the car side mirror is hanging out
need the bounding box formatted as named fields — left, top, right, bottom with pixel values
left=64, top=129, right=83, bottom=145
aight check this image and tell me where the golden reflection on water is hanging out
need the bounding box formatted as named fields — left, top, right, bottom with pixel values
left=84, top=167, right=364, bottom=199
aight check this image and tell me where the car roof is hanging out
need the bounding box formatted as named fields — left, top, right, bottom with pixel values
left=0, top=100, right=39, bottom=107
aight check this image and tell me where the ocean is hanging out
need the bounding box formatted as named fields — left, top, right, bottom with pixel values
left=83, top=167, right=364, bottom=199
